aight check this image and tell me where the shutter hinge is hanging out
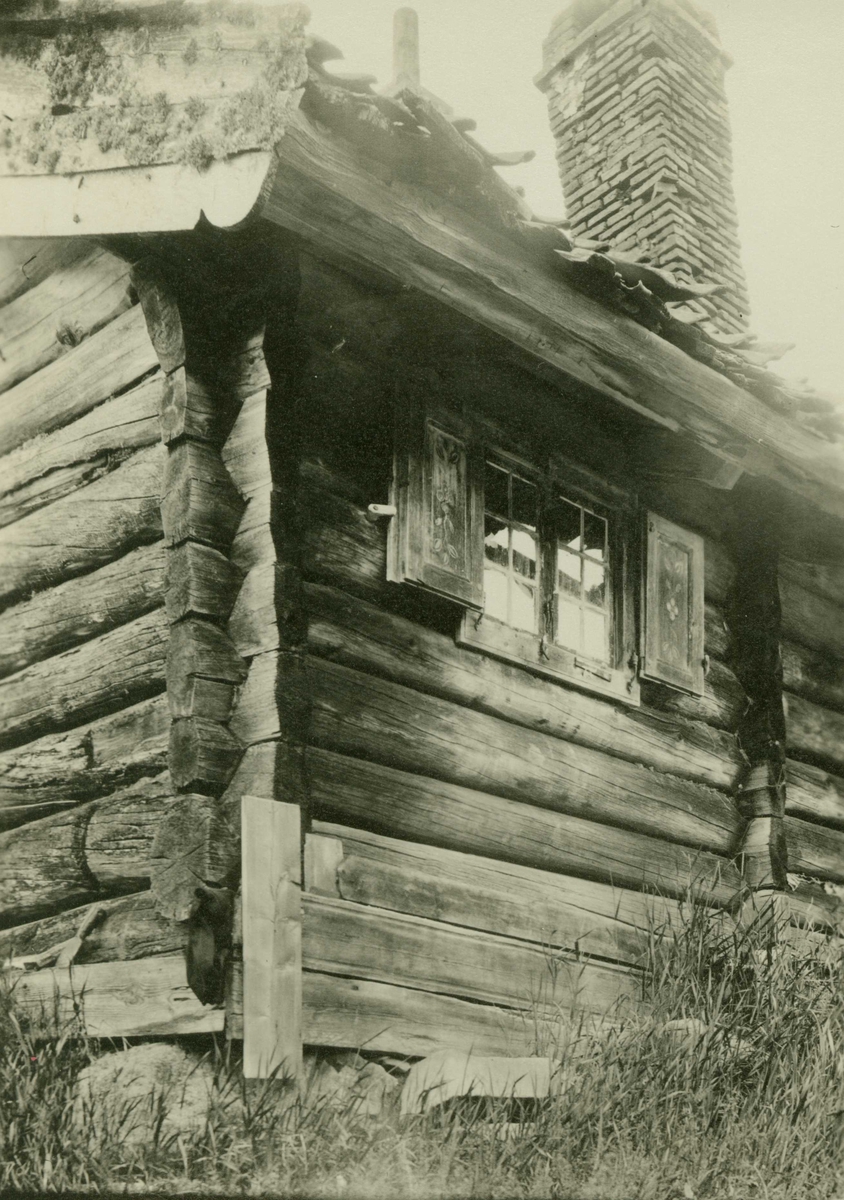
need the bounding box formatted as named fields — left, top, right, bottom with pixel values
left=366, top=503, right=397, bottom=523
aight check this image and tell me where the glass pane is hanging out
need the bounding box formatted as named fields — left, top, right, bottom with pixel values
left=556, top=547, right=581, bottom=598
left=555, top=498, right=582, bottom=550
left=483, top=514, right=509, bottom=571
left=511, top=578, right=537, bottom=633
left=483, top=566, right=509, bottom=623
left=484, top=461, right=510, bottom=519
left=511, top=527, right=538, bottom=580
left=511, top=474, right=537, bottom=530
left=555, top=598, right=581, bottom=651
left=583, top=559, right=606, bottom=608
left=583, top=610, right=607, bottom=662
left=583, top=510, right=607, bottom=560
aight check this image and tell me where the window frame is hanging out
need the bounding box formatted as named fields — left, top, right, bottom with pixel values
left=457, top=445, right=641, bottom=707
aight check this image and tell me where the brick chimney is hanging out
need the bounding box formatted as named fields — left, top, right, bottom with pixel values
left=537, top=0, right=749, bottom=334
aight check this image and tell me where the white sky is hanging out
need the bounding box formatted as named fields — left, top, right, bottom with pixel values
left=305, top=0, right=844, bottom=398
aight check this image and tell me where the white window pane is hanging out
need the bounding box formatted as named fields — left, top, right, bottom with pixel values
left=483, top=566, right=509, bottom=623
left=557, top=547, right=581, bottom=598
left=583, top=559, right=606, bottom=607
left=484, top=515, right=509, bottom=570
left=583, top=609, right=607, bottom=662
left=556, top=498, right=581, bottom=549
left=511, top=578, right=537, bottom=633
left=512, top=527, right=538, bottom=580
left=555, top=598, right=580, bottom=651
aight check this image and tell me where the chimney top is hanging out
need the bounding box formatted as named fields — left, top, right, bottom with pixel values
left=393, top=7, right=421, bottom=90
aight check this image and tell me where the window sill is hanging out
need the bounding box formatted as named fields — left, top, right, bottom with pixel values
left=457, top=612, right=641, bottom=707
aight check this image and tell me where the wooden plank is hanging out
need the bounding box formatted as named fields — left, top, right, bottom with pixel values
left=781, top=639, right=844, bottom=716
left=0, top=772, right=173, bottom=926
left=0, top=694, right=168, bottom=821
left=306, top=746, right=742, bottom=906
left=0, top=238, right=90, bottom=307
left=302, top=894, right=640, bottom=1016
left=0, top=304, right=157, bottom=457
left=786, top=692, right=844, bottom=777
left=0, top=893, right=181, bottom=967
left=241, top=796, right=302, bottom=1081
left=0, top=542, right=166, bottom=680
left=0, top=247, right=133, bottom=396
left=233, top=654, right=739, bottom=854
left=306, top=823, right=680, bottom=966
left=5, top=954, right=223, bottom=1038
left=0, top=444, right=163, bottom=605
left=786, top=816, right=844, bottom=884
left=266, top=111, right=844, bottom=524
left=0, top=609, right=167, bottom=751
left=0, top=374, right=161, bottom=529
left=786, top=759, right=844, bottom=831
left=780, top=577, right=844, bottom=662
left=303, top=582, right=742, bottom=790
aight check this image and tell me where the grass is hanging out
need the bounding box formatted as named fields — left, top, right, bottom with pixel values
left=1, top=897, right=843, bottom=1198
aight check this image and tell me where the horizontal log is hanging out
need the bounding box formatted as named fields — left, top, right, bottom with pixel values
left=306, top=746, right=742, bottom=906
left=786, top=817, right=844, bottom=884
left=0, top=693, right=168, bottom=819
left=0, top=444, right=163, bottom=606
left=0, top=303, right=158, bottom=457
left=267, top=111, right=844, bottom=524
left=150, top=792, right=240, bottom=921
left=780, top=576, right=844, bottom=662
left=786, top=760, right=844, bottom=830
left=166, top=618, right=247, bottom=720
left=0, top=608, right=167, bottom=751
left=303, top=583, right=741, bottom=790
left=0, top=374, right=161, bottom=529
left=0, top=892, right=182, bottom=967
left=6, top=954, right=223, bottom=1039
left=298, top=972, right=561, bottom=1058
left=162, top=440, right=246, bottom=551
left=780, top=556, right=844, bottom=610
left=220, top=388, right=272, bottom=539
left=130, top=258, right=185, bottom=374
left=784, top=879, right=844, bottom=933
left=302, top=894, right=640, bottom=1016
left=234, top=654, right=739, bottom=853
left=307, top=822, right=680, bottom=966
left=169, top=717, right=242, bottom=795
left=0, top=542, right=166, bottom=680
left=160, top=366, right=239, bottom=446
left=0, top=238, right=90, bottom=307
left=0, top=247, right=133, bottom=396
left=0, top=771, right=173, bottom=927
left=640, top=651, right=744, bottom=731
left=785, top=692, right=844, bottom=777
left=781, top=639, right=844, bottom=716
left=165, top=542, right=244, bottom=626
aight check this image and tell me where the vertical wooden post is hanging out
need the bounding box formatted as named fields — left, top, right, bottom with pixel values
left=241, top=795, right=303, bottom=1081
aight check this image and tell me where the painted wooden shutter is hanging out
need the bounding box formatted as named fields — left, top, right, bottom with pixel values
left=388, top=402, right=484, bottom=610
left=641, top=512, right=705, bottom=695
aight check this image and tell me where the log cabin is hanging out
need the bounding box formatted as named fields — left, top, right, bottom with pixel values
left=1, top=0, right=843, bottom=1080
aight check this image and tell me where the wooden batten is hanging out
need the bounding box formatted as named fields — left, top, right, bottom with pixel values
left=241, top=796, right=303, bottom=1081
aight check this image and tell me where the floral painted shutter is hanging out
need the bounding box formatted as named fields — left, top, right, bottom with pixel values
left=388, top=402, right=484, bottom=610
left=641, top=512, right=705, bottom=695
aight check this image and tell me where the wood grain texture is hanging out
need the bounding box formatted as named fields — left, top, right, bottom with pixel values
left=302, top=893, right=640, bottom=1016
left=150, top=793, right=240, bottom=922
left=0, top=304, right=157, bottom=458
left=130, top=258, right=185, bottom=374
left=303, top=582, right=742, bottom=790
left=0, top=771, right=173, bottom=927
left=0, top=375, right=161, bottom=530
left=165, top=542, right=243, bottom=626
left=785, top=816, right=844, bottom=884
left=6, top=954, right=223, bottom=1038
left=786, top=692, right=844, bottom=777
left=0, top=542, right=166, bottom=680
left=0, top=238, right=90, bottom=307
left=266, top=110, right=844, bottom=523
left=0, top=892, right=182, bottom=967
left=162, top=440, right=246, bottom=552
left=780, top=577, right=844, bottom=662
left=306, top=746, right=742, bottom=905
left=786, top=760, right=844, bottom=831
left=242, top=796, right=302, bottom=1080
left=0, top=609, right=167, bottom=751
left=306, top=823, right=680, bottom=966
left=781, top=639, right=844, bottom=717
left=0, top=444, right=163, bottom=606
left=0, top=694, right=168, bottom=821
left=233, top=654, right=739, bottom=854
left=166, top=618, right=247, bottom=720
left=0, top=247, right=134, bottom=397
left=169, top=717, right=242, bottom=795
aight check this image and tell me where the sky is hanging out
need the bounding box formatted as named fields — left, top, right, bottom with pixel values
left=303, top=0, right=844, bottom=398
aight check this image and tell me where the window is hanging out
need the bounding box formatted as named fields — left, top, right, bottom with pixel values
left=388, top=401, right=706, bottom=703
left=459, top=451, right=639, bottom=705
